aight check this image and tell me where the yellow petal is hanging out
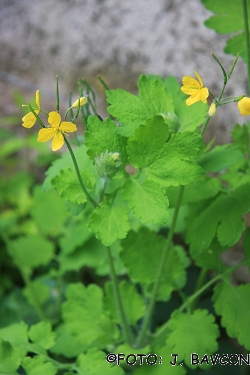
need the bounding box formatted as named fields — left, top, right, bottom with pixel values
left=52, top=132, right=64, bottom=151
left=72, top=97, right=88, bottom=108
left=36, top=90, right=40, bottom=110
left=194, top=71, right=204, bottom=88
left=238, top=97, right=250, bottom=116
left=22, top=110, right=38, bottom=128
left=60, top=121, right=77, bottom=132
left=37, top=128, right=56, bottom=142
left=48, top=111, right=61, bottom=128
left=182, top=76, right=201, bottom=89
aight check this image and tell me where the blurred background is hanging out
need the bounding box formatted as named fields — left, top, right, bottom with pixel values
left=0, top=0, right=248, bottom=143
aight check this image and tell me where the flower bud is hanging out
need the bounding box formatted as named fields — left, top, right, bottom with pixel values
left=238, top=97, right=250, bottom=116
left=95, top=151, right=122, bottom=179
left=208, top=102, right=216, bottom=117
left=162, top=112, right=180, bottom=134
left=72, top=97, right=88, bottom=108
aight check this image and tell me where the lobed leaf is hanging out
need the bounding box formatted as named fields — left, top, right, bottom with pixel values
left=187, top=183, right=250, bottom=257
left=104, top=280, right=145, bottom=326
left=107, top=75, right=174, bottom=137
left=62, top=283, right=119, bottom=350
left=213, top=279, right=250, bottom=349
left=167, top=309, right=219, bottom=368
left=88, top=201, right=130, bottom=246
left=122, top=178, right=169, bottom=224
left=127, top=115, right=203, bottom=187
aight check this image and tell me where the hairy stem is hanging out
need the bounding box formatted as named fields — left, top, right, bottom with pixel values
left=106, top=246, right=133, bottom=345
left=136, top=185, right=185, bottom=347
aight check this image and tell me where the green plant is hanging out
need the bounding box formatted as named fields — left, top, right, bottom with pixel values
left=1, top=1, right=250, bottom=375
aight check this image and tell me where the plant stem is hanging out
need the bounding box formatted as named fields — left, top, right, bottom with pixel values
left=20, top=268, right=46, bottom=321
left=135, top=185, right=185, bottom=348
left=106, top=246, right=133, bottom=345
left=63, top=136, right=98, bottom=208
left=200, top=116, right=211, bottom=137
left=242, top=0, right=250, bottom=95
left=190, top=268, right=208, bottom=311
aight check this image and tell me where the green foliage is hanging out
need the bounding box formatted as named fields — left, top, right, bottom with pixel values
left=167, top=309, right=219, bottom=368
left=201, top=0, right=250, bottom=61
left=2, top=48, right=250, bottom=374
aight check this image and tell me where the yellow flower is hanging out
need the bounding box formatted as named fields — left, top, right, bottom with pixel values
left=208, top=102, right=216, bottom=117
left=22, top=90, right=40, bottom=128
left=181, top=71, right=209, bottom=106
left=238, top=97, right=250, bottom=116
left=37, top=111, right=77, bottom=151
left=72, top=97, right=88, bottom=108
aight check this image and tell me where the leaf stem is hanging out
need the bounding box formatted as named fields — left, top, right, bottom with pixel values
left=242, top=0, right=250, bottom=95
left=190, top=268, right=208, bottom=311
left=200, top=116, right=211, bottom=137
left=135, top=185, right=185, bottom=347
left=63, top=136, right=98, bottom=208
left=106, top=246, right=133, bottom=345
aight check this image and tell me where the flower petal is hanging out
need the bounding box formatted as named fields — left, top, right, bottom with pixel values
left=182, top=76, right=201, bottom=89
left=48, top=111, right=61, bottom=128
left=36, top=90, right=40, bottom=110
left=238, top=97, right=250, bottom=116
left=60, top=121, right=77, bottom=132
left=37, top=128, right=56, bottom=142
left=22, top=110, right=38, bottom=128
left=52, top=132, right=64, bottom=151
left=194, top=71, right=204, bottom=88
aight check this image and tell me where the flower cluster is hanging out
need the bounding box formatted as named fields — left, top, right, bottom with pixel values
left=181, top=71, right=250, bottom=117
left=22, top=91, right=87, bottom=151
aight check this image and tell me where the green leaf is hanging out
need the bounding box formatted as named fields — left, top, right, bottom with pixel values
left=88, top=201, right=130, bottom=246
left=7, top=235, right=54, bottom=270
left=107, top=75, right=174, bottom=137
left=22, top=356, right=57, bottom=375
left=59, top=210, right=93, bottom=255
left=231, top=123, right=250, bottom=154
left=62, top=283, right=118, bottom=350
left=122, top=178, right=169, bottom=224
left=77, top=348, right=124, bottom=375
left=43, top=144, right=97, bottom=191
left=51, top=168, right=95, bottom=204
left=29, top=322, right=56, bottom=350
left=23, top=280, right=50, bottom=307
left=167, top=309, right=219, bottom=368
left=213, top=279, right=250, bottom=349
left=198, top=144, right=243, bottom=172
left=104, top=280, right=145, bottom=326
left=30, top=186, right=68, bottom=236
left=51, top=324, right=86, bottom=358
left=85, top=116, right=127, bottom=165
left=0, top=338, right=22, bottom=374
left=164, top=76, right=208, bottom=132
left=0, top=322, right=28, bottom=361
left=201, top=0, right=249, bottom=61
left=187, top=183, right=250, bottom=256
left=194, top=238, right=227, bottom=272
left=127, top=116, right=203, bottom=186
left=166, top=176, right=221, bottom=207
left=121, top=228, right=190, bottom=300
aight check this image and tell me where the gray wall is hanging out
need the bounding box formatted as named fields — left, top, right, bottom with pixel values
left=0, top=0, right=248, bottom=142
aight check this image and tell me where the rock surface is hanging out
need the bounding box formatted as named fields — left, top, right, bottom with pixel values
left=0, top=0, right=248, bottom=141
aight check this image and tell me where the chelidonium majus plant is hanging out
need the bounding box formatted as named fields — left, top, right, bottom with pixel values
left=2, top=43, right=250, bottom=375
